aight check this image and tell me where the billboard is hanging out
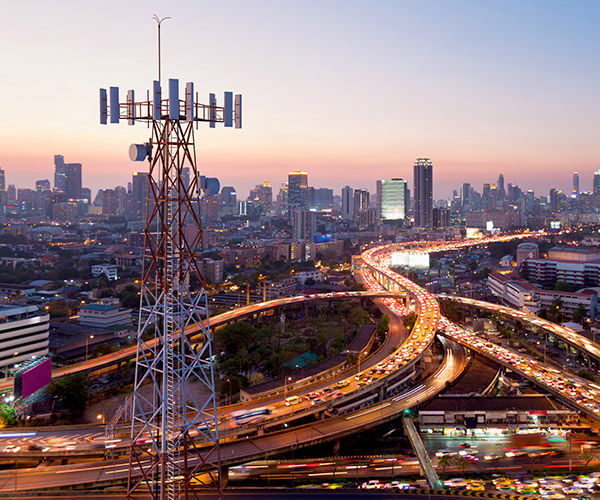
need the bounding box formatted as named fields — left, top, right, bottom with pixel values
left=14, top=358, right=51, bottom=400
left=391, top=251, right=430, bottom=269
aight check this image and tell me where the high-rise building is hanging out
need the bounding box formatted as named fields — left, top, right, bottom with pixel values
left=572, top=172, right=579, bottom=198
left=35, top=179, right=51, bottom=192
left=414, top=158, right=433, bottom=227
left=341, top=186, right=354, bottom=220
left=549, top=188, right=560, bottom=212
left=432, top=207, right=450, bottom=229
left=132, top=172, right=149, bottom=220
left=181, top=167, right=190, bottom=192
left=353, top=189, right=370, bottom=220
left=594, top=170, right=600, bottom=196
left=310, top=188, right=333, bottom=211
left=292, top=208, right=316, bottom=242
left=7, top=185, right=16, bottom=203
left=54, top=155, right=66, bottom=192
left=102, top=189, right=118, bottom=216
left=64, top=163, right=82, bottom=199
left=0, top=168, right=5, bottom=192
left=219, top=186, right=237, bottom=217
left=288, top=171, right=308, bottom=214
left=497, top=173, right=505, bottom=194
left=376, top=178, right=407, bottom=221
left=460, top=182, right=470, bottom=208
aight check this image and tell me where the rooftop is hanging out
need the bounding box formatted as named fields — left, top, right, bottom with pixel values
left=421, top=395, right=565, bottom=413
left=79, top=304, right=119, bottom=312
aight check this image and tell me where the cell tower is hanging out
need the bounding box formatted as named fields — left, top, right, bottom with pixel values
left=99, top=21, right=242, bottom=500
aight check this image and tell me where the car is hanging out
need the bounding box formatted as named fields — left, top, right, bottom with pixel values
left=337, top=379, right=350, bottom=388
left=466, top=482, right=485, bottom=492
left=331, top=392, right=344, bottom=399
left=562, top=486, right=582, bottom=496
left=361, top=480, right=381, bottom=490
left=311, top=398, right=324, bottom=406
left=321, top=387, right=333, bottom=393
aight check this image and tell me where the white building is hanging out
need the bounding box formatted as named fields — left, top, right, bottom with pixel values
left=91, top=264, right=118, bottom=281
left=295, top=270, right=322, bottom=286
left=78, top=304, right=131, bottom=327
left=0, top=305, right=49, bottom=373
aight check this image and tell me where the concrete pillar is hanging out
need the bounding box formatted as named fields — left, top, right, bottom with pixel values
left=332, top=439, right=340, bottom=456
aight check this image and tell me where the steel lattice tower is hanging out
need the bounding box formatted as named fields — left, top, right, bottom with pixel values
left=100, top=73, right=241, bottom=499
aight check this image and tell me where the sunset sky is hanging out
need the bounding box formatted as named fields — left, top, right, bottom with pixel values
left=1, top=0, right=599, bottom=199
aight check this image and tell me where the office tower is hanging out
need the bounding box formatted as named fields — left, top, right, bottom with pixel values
left=594, top=170, right=600, bottom=195
left=292, top=208, right=316, bottom=242
left=64, top=163, right=82, bottom=199
left=313, top=188, right=333, bottom=211
left=549, top=188, right=560, bottom=212
left=132, top=172, right=149, bottom=220
left=54, top=155, right=66, bottom=192
left=497, top=173, right=505, bottom=194
left=414, top=158, right=433, bottom=227
left=572, top=172, right=579, bottom=198
left=432, top=207, right=450, bottom=229
left=460, top=182, right=470, bottom=208
left=102, top=189, right=118, bottom=216
left=35, top=179, right=51, bottom=191
left=288, top=171, right=308, bottom=214
left=257, top=181, right=273, bottom=212
left=219, top=186, right=237, bottom=217
left=353, top=189, right=370, bottom=220
left=0, top=168, right=4, bottom=192
left=376, top=178, right=407, bottom=221
left=181, top=167, right=190, bottom=192
left=7, top=185, right=16, bottom=203
left=80, top=187, right=91, bottom=204
left=341, top=186, right=354, bottom=220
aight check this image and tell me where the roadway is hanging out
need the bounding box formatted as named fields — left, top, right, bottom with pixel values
left=0, top=337, right=469, bottom=492
left=441, top=295, right=600, bottom=363
left=0, top=290, right=406, bottom=393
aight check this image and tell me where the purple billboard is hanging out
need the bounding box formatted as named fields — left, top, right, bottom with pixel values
left=14, top=358, right=51, bottom=399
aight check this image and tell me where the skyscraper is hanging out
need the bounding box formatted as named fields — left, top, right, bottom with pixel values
left=219, top=187, right=237, bottom=217
left=54, top=155, right=66, bottom=192
left=292, top=208, right=316, bottom=242
left=572, top=172, right=579, bottom=198
left=341, top=186, right=354, bottom=220
left=594, top=170, right=600, bottom=196
left=414, top=158, right=433, bottom=227
left=132, top=172, right=149, bottom=220
left=460, top=182, right=470, bottom=208
left=353, top=189, right=370, bottom=221
left=64, top=163, right=82, bottom=199
left=0, top=168, right=5, bottom=192
left=288, top=171, right=308, bottom=214
left=376, top=179, right=407, bottom=221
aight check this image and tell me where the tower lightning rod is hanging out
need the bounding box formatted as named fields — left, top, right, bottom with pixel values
left=153, top=14, right=170, bottom=83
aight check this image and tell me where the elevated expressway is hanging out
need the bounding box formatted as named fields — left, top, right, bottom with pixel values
left=440, top=295, right=600, bottom=365
left=0, top=290, right=406, bottom=394
left=0, top=338, right=469, bottom=492
left=359, top=236, right=600, bottom=422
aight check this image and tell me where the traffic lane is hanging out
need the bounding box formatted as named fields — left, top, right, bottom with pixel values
left=0, top=341, right=467, bottom=491
left=0, top=494, right=508, bottom=500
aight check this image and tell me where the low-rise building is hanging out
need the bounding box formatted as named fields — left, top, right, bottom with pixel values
left=91, top=264, right=118, bottom=280
left=0, top=304, right=49, bottom=374
left=204, top=258, right=224, bottom=283
left=78, top=303, right=131, bottom=327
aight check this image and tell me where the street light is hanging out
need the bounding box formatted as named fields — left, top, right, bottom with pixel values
left=85, top=335, right=95, bottom=361
left=284, top=376, right=292, bottom=398
left=97, top=413, right=104, bottom=424
left=226, top=378, right=232, bottom=405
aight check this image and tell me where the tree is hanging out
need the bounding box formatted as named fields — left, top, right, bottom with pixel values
left=438, top=454, right=452, bottom=472
left=0, top=404, right=16, bottom=427
left=50, top=373, right=89, bottom=420
left=403, top=311, right=418, bottom=331
left=48, top=299, right=74, bottom=318
left=376, top=315, right=390, bottom=336
left=572, top=304, right=587, bottom=325
left=119, top=284, right=140, bottom=308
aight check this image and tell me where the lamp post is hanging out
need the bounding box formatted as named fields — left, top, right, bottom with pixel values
left=226, top=378, right=232, bottom=405
left=284, top=376, right=292, bottom=399
left=85, top=335, right=95, bottom=361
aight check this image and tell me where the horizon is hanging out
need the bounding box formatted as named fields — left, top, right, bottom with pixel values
left=1, top=0, right=599, bottom=198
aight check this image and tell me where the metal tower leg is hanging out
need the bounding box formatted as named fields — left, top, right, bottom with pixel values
left=127, top=118, right=222, bottom=500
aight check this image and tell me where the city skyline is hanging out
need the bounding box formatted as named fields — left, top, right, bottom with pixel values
left=1, top=1, right=599, bottom=198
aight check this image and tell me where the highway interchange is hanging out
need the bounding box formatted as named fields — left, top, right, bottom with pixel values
left=1, top=231, right=599, bottom=493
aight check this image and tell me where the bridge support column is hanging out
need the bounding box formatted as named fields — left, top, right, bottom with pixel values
left=332, top=439, right=340, bottom=456
left=379, top=385, right=385, bottom=402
